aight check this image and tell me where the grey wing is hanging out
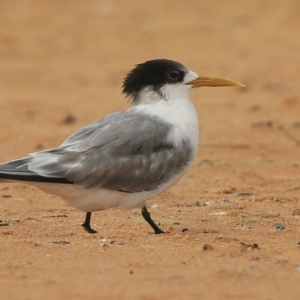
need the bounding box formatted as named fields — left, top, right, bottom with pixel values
left=27, top=112, right=192, bottom=192
left=60, top=111, right=124, bottom=148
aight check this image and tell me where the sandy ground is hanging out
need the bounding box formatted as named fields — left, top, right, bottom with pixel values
left=0, top=1, right=300, bottom=299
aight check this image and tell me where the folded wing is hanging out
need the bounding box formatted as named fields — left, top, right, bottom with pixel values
left=0, top=110, right=192, bottom=192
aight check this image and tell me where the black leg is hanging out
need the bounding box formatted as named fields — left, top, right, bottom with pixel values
left=141, top=205, right=165, bottom=234
left=82, top=212, right=98, bottom=234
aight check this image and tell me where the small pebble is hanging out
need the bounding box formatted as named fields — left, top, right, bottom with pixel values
left=52, top=241, right=70, bottom=245
left=203, top=244, right=214, bottom=251
left=110, top=240, right=125, bottom=245
left=240, top=242, right=259, bottom=250
left=221, top=198, right=230, bottom=204
left=242, top=225, right=251, bottom=230
left=250, top=243, right=259, bottom=250
left=195, top=201, right=211, bottom=207
left=101, top=237, right=111, bottom=243
left=0, top=220, right=9, bottom=227
left=182, top=228, right=189, bottom=233
left=275, top=223, right=285, bottom=231
left=211, top=211, right=226, bottom=216
left=61, top=113, right=76, bottom=124
left=2, top=194, right=11, bottom=198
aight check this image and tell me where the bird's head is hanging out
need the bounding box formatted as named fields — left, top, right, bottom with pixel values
left=122, top=59, right=244, bottom=105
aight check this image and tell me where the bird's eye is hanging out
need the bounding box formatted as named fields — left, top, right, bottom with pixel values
left=167, top=71, right=180, bottom=80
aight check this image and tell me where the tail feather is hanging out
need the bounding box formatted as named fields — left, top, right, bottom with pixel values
left=0, top=157, right=72, bottom=184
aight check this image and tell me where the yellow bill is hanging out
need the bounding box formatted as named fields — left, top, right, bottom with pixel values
left=187, top=76, right=245, bottom=88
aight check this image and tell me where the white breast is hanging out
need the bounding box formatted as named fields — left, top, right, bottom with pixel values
left=135, top=94, right=199, bottom=158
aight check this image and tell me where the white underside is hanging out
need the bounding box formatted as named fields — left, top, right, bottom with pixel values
left=29, top=164, right=190, bottom=212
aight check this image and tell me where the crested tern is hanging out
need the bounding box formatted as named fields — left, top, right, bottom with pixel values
left=0, top=59, right=244, bottom=234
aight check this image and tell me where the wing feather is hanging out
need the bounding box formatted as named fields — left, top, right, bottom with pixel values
left=0, top=108, right=192, bottom=192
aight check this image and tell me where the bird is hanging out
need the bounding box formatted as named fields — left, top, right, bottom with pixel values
left=0, top=59, right=244, bottom=234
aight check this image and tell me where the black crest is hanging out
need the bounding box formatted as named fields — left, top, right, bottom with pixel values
left=122, top=59, right=187, bottom=99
